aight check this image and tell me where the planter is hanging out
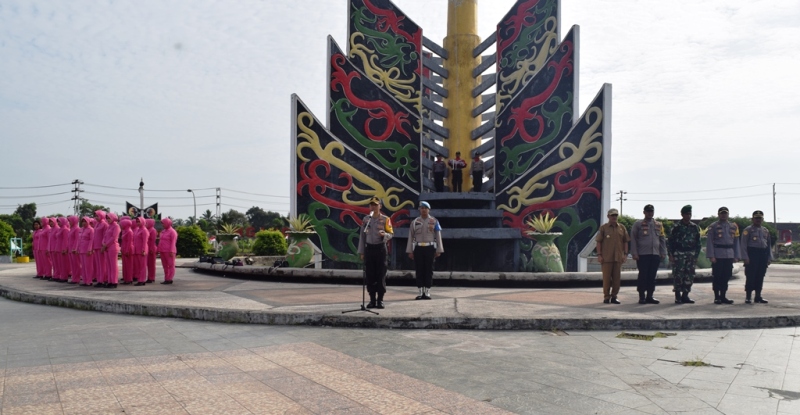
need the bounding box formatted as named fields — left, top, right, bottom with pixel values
left=529, top=233, right=564, bottom=272
left=14, top=256, right=29, bottom=263
left=286, top=231, right=316, bottom=268
left=216, top=234, right=240, bottom=261
left=697, top=237, right=712, bottom=268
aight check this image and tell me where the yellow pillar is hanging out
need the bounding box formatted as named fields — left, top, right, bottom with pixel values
left=443, top=0, right=481, bottom=192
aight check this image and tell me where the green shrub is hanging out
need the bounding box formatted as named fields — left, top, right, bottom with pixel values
left=253, top=230, right=287, bottom=256
left=175, top=225, right=210, bottom=258
left=0, top=220, right=14, bottom=255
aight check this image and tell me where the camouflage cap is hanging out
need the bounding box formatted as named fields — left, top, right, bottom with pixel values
left=681, top=205, right=692, bottom=214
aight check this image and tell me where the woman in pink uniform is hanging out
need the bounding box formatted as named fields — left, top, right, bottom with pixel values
left=78, top=217, right=94, bottom=286
left=49, top=218, right=62, bottom=281
left=157, top=217, right=178, bottom=284
left=119, top=218, right=134, bottom=284
left=58, top=217, right=72, bottom=282
left=145, top=219, right=157, bottom=283
left=133, top=217, right=148, bottom=286
left=102, top=212, right=121, bottom=288
left=40, top=217, right=53, bottom=280
left=92, top=211, right=108, bottom=287
left=32, top=220, right=42, bottom=278
left=68, top=216, right=82, bottom=284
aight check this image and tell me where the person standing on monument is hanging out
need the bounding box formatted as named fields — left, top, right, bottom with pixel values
left=630, top=204, right=667, bottom=304
left=595, top=208, right=629, bottom=304
left=357, top=197, right=393, bottom=309
left=448, top=151, right=467, bottom=192
left=470, top=152, right=484, bottom=192
left=740, top=210, right=772, bottom=304
left=406, top=201, right=443, bottom=300
left=706, top=207, right=740, bottom=304
left=433, top=154, right=447, bottom=192
left=668, top=205, right=700, bottom=304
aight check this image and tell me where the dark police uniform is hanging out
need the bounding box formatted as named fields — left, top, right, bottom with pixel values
left=433, top=157, right=446, bottom=192
left=706, top=207, right=740, bottom=304
left=356, top=202, right=393, bottom=308
left=449, top=155, right=467, bottom=193
left=470, top=157, right=484, bottom=192
left=740, top=210, right=773, bottom=304
left=405, top=206, right=443, bottom=300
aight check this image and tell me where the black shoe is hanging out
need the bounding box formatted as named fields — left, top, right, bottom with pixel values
left=681, top=293, right=695, bottom=304
left=610, top=298, right=621, bottom=304
left=745, top=291, right=752, bottom=304
left=67, top=281, right=77, bottom=285
left=121, top=282, right=132, bottom=285
left=646, top=297, right=660, bottom=304
left=603, top=299, right=610, bottom=304
left=755, top=297, right=768, bottom=304
left=415, top=295, right=424, bottom=300
left=105, top=284, right=117, bottom=289
left=160, top=281, right=173, bottom=285
left=376, top=301, right=385, bottom=309
left=421, top=294, right=431, bottom=300
left=638, top=293, right=646, bottom=305
left=134, top=282, right=146, bottom=286
left=146, top=280, right=154, bottom=283
left=714, top=299, right=722, bottom=305
left=366, top=301, right=377, bottom=309
left=675, top=292, right=682, bottom=304
left=720, top=291, right=734, bottom=304
left=94, top=283, right=106, bottom=288
left=33, top=276, right=40, bottom=279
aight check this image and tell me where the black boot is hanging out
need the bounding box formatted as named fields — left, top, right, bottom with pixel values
left=681, top=292, right=695, bottom=304
left=638, top=292, right=646, bottom=305
left=755, top=291, right=768, bottom=304
left=645, top=291, right=660, bottom=304
left=366, top=292, right=377, bottom=309
left=720, top=291, right=734, bottom=304
left=745, top=291, right=752, bottom=304
left=675, top=291, right=683, bottom=304
left=376, top=292, right=385, bottom=309
left=714, top=290, right=722, bottom=305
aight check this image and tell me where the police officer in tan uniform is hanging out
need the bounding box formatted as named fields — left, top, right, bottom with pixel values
left=630, top=204, right=667, bottom=304
left=741, top=210, right=773, bottom=304
left=357, top=197, right=393, bottom=309
left=706, top=206, right=740, bottom=304
left=406, top=201, right=443, bottom=300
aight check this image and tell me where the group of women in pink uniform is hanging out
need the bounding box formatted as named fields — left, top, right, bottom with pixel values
left=31, top=213, right=178, bottom=288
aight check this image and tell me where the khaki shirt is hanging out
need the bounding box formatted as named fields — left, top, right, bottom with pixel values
left=706, top=221, right=740, bottom=259
left=405, top=216, right=444, bottom=254
left=630, top=218, right=667, bottom=257
left=356, top=214, right=393, bottom=254
left=595, top=222, right=630, bottom=263
left=740, top=225, right=773, bottom=261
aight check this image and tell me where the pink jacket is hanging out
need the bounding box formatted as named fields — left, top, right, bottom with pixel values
left=40, top=217, right=51, bottom=252
left=57, top=217, right=70, bottom=253
left=120, top=219, right=134, bottom=254
left=48, top=218, right=59, bottom=252
left=78, top=217, right=94, bottom=254
left=145, top=219, right=157, bottom=251
left=157, top=218, right=178, bottom=253
left=103, top=213, right=121, bottom=251
left=68, top=216, right=81, bottom=253
left=133, top=217, right=148, bottom=255
left=92, top=211, right=107, bottom=251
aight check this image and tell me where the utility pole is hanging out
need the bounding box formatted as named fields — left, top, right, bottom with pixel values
left=138, top=178, right=145, bottom=218
left=615, top=190, right=627, bottom=216
left=215, top=188, right=222, bottom=221
left=70, top=179, right=84, bottom=216
left=773, top=183, right=777, bottom=227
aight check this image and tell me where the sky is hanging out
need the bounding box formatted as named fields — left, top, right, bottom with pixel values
left=1, top=0, right=799, bottom=223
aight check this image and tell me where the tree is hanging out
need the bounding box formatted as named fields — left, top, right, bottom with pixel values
left=220, top=209, right=247, bottom=227
left=0, top=214, right=26, bottom=239
left=0, top=220, right=15, bottom=256
left=79, top=200, right=109, bottom=217
left=246, top=206, right=285, bottom=230
left=14, top=203, right=37, bottom=222
left=175, top=225, right=210, bottom=257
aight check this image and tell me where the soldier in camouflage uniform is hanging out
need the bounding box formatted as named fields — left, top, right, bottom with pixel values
left=668, top=205, right=700, bottom=304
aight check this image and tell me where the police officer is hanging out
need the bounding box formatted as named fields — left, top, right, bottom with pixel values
left=706, top=206, right=740, bottom=304
left=470, top=153, right=484, bottom=192
left=741, top=210, right=773, bottom=304
left=406, top=201, right=443, bottom=300
left=630, top=204, right=667, bottom=304
left=448, top=152, right=467, bottom=192
left=668, top=205, right=700, bottom=304
left=433, top=155, right=446, bottom=192
left=357, top=197, right=393, bottom=309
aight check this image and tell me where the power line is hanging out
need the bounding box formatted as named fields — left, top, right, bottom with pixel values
left=82, top=191, right=215, bottom=200
left=627, top=193, right=772, bottom=202
left=83, top=183, right=217, bottom=192
left=0, top=183, right=72, bottom=189
left=628, top=183, right=771, bottom=195
left=0, top=191, right=73, bottom=199
left=220, top=188, right=289, bottom=198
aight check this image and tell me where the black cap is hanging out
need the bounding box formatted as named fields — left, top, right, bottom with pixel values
left=718, top=206, right=729, bottom=214
left=644, top=204, right=654, bottom=212
left=681, top=205, right=692, bottom=214
left=753, top=210, right=764, bottom=218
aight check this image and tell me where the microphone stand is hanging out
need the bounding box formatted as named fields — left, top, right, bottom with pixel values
left=342, top=265, right=379, bottom=315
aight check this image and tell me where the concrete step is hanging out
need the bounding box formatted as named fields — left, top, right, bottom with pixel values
left=394, top=227, right=521, bottom=239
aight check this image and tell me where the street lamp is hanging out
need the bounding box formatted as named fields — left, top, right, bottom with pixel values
left=187, top=189, right=196, bottom=224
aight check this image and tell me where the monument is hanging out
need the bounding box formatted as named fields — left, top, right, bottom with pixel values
left=291, top=0, right=611, bottom=272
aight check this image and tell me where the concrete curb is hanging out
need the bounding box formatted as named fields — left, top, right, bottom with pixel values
left=4, top=280, right=794, bottom=331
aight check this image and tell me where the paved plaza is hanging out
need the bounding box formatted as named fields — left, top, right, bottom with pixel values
left=1, top=263, right=799, bottom=414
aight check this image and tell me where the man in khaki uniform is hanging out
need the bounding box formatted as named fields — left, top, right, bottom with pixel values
left=596, top=208, right=630, bottom=304
left=406, top=201, right=444, bottom=300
